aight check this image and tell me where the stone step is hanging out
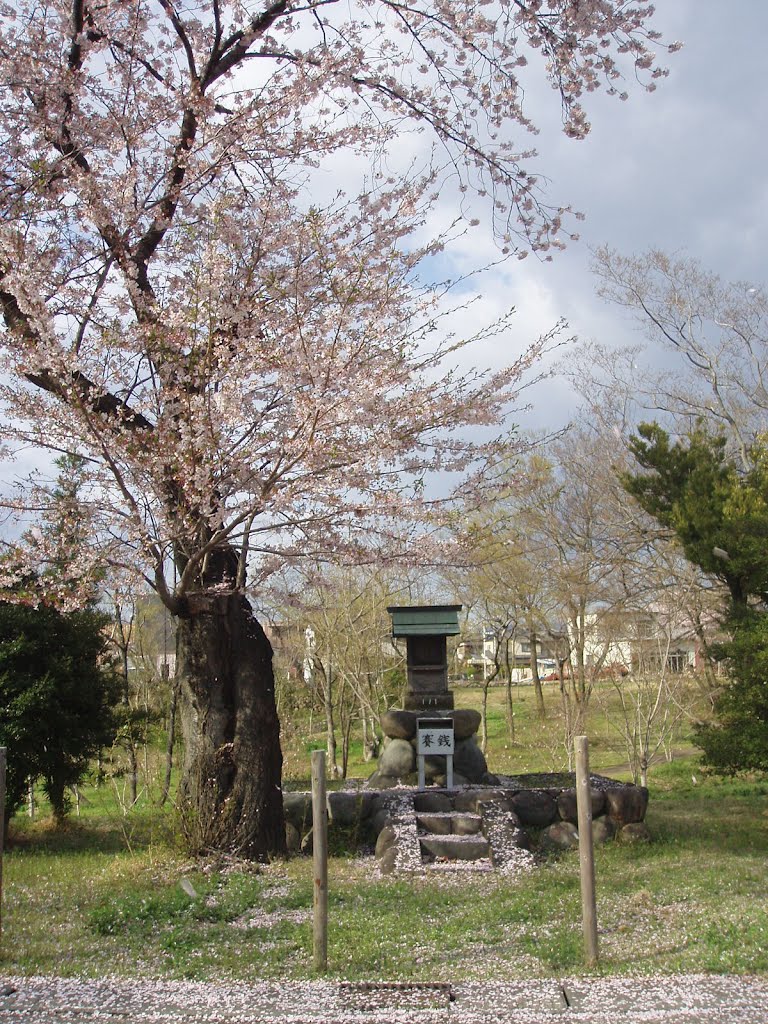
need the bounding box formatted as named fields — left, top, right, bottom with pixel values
left=419, top=834, right=491, bottom=862
left=424, top=857, right=495, bottom=873
left=416, top=812, right=482, bottom=836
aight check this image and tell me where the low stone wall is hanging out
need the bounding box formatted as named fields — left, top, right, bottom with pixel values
left=282, top=773, right=651, bottom=866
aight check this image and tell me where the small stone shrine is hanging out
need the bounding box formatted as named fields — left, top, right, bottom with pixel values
left=388, top=604, right=460, bottom=711
left=285, top=603, right=651, bottom=872
left=369, top=604, right=491, bottom=787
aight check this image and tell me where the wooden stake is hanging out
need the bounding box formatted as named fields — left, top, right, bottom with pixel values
left=575, top=735, right=598, bottom=967
left=311, top=749, right=328, bottom=972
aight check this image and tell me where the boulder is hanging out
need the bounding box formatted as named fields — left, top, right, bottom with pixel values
left=618, top=822, right=652, bottom=844
left=557, top=787, right=607, bottom=824
left=370, top=806, right=392, bottom=836
left=327, top=791, right=364, bottom=827
left=378, top=738, right=416, bottom=778
left=380, top=710, right=418, bottom=740
left=285, top=821, right=301, bottom=854
left=540, top=821, right=579, bottom=852
left=300, top=828, right=314, bottom=854
left=468, top=790, right=515, bottom=814
left=605, top=785, right=649, bottom=826
left=511, top=790, right=558, bottom=827
left=447, top=709, right=482, bottom=739
left=283, top=792, right=312, bottom=830
left=365, top=771, right=404, bottom=791
left=592, top=817, right=616, bottom=844
left=452, top=789, right=482, bottom=813
left=453, top=737, right=488, bottom=782
left=359, top=791, right=378, bottom=819
left=366, top=792, right=384, bottom=817
left=413, top=791, right=453, bottom=814
left=482, top=807, right=532, bottom=860
left=423, top=755, right=447, bottom=780
left=433, top=771, right=470, bottom=788
left=375, top=825, right=398, bottom=858
left=377, top=846, right=398, bottom=875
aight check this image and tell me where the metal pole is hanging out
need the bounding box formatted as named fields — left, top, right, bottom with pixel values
left=574, top=735, right=598, bottom=967
left=0, top=748, right=6, bottom=939
left=311, top=749, right=328, bottom=972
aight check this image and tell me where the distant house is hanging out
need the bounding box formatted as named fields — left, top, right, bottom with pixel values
left=579, top=604, right=711, bottom=676
left=454, top=628, right=565, bottom=682
left=455, top=601, right=715, bottom=684
left=155, top=652, right=177, bottom=678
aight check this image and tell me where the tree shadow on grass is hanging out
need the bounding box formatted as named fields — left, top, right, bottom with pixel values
left=7, top=811, right=174, bottom=856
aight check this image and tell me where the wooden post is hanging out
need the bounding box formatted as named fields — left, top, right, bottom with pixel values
left=575, top=735, right=598, bottom=967
left=311, top=749, right=328, bottom=972
left=0, top=748, right=6, bottom=939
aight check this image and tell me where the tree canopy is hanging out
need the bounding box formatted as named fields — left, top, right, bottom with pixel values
left=0, top=1, right=680, bottom=603
left=623, top=423, right=768, bottom=773
left=0, top=1, right=678, bottom=855
left=0, top=601, right=119, bottom=822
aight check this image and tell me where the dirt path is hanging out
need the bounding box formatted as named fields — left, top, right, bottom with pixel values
left=1, top=974, right=766, bottom=1023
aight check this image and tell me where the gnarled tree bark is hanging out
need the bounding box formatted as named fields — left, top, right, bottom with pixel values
left=176, top=589, right=285, bottom=858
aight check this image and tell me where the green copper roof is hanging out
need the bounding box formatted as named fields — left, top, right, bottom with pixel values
left=387, top=605, right=462, bottom=637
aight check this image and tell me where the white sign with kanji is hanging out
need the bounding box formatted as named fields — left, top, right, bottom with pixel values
left=416, top=719, right=455, bottom=755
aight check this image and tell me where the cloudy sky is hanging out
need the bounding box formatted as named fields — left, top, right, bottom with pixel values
left=424, top=1, right=768, bottom=434
left=4, top=2, right=764, bottom=491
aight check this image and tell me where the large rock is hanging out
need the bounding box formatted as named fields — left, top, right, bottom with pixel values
left=378, top=738, right=416, bottom=777
left=447, top=709, right=482, bottom=739
left=453, top=737, right=488, bottom=782
left=511, top=789, right=558, bottom=827
left=283, top=792, right=312, bottom=830
left=481, top=804, right=532, bottom=865
left=433, top=771, right=470, bottom=788
left=375, top=825, right=398, bottom=858
left=365, top=771, right=405, bottom=791
left=380, top=710, right=418, bottom=740
left=370, top=806, right=392, bottom=835
left=377, top=847, right=398, bottom=875
left=452, top=789, right=482, bottom=813
left=413, top=791, right=453, bottom=813
left=455, top=789, right=513, bottom=814
left=423, top=755, right=447, bottom=780
left=285, top=822, right=301, bottom=854
left=557, top=787, right=607, bottom=824
left=618, top=821, right=652, bottom=844
left=592, top=817, right=616, bottom=844
left=540, top=821, right=579, bottom=852
left=327, top=791, right=367, bottom=827
left=605, top=785, right=649, bottom=826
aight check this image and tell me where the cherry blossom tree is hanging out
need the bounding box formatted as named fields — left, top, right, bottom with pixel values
left=0, top=1, right=677, bottom=857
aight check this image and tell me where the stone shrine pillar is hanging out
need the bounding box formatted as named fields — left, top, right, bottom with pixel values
left=386, top=605, right=462, bottom=711
left=370, top=604, right=488, bottom=788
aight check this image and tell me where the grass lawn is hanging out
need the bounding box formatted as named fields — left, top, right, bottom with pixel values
left=1, top=681, right=766, bottom=981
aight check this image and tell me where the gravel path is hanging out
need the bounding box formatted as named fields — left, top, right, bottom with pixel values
left=0, top=974, right=766, bottom=1024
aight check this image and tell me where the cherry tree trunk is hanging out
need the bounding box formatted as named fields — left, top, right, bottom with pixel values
left=175, top=592, right=286, bottom=859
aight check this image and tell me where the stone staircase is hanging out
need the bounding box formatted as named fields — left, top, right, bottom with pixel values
left=375, top=789, right=534, bottom=875
left=415, top=804, right=491, bottom=869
